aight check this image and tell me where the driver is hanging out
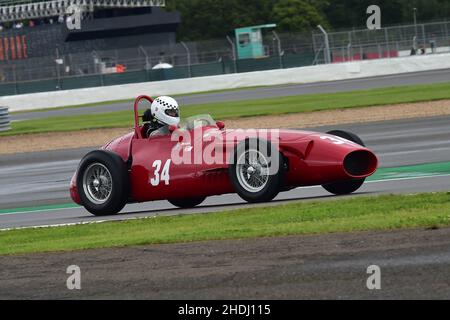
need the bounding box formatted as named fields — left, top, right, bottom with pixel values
left=143, top=96, right=180, bottom=138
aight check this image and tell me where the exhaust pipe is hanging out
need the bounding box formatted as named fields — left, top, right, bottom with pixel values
left=343, top=150, right=378, bottom=178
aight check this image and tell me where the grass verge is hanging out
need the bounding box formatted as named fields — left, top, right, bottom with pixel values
left=1, top=192, right=449, bottom=256
left=3, top=82, right=450, bottom=136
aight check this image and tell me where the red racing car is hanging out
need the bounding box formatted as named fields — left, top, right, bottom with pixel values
left=70, top=95, right=378, bottom=216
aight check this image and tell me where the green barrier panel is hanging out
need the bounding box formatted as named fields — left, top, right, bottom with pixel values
left=222, top=60, right=237, bottom=74
left=172, top=66, right=190, bottom=79
left=0, top=83, right=17, bottom=96
left=103, top=70, right=147, bottom=86
left=237, top=56, right=281, bottom=73
left=61, top=75, right=103, bottom=90
left=191, top=62, right=224, bottom=78
left=282, top=53, right=315, bottom=69
left=148, top=69, right=167, bottom=81
left=147, top=66, right=189, bottom=81
left=17, top=79, right=59, bottom=94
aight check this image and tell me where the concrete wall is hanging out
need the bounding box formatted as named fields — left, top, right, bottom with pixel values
left=2, top=52, right=450, bottom=112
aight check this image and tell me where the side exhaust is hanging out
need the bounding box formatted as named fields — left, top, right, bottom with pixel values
left=343, top=150, right=378, bottom=178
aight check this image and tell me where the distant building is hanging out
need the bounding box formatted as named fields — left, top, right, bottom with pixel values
left=0, top=2, right=180, bottom=60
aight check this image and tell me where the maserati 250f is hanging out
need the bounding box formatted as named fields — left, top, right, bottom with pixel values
left=70, top=95, right=378, bottom=215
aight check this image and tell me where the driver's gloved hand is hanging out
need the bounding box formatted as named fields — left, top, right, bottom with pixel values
left=143, top=109, right=152, bottom=122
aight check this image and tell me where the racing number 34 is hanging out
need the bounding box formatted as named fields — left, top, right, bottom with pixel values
left=150, top=159, right=171, bottom=186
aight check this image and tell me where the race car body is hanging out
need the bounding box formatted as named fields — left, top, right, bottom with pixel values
left=70, top=95, right=378, bottom=216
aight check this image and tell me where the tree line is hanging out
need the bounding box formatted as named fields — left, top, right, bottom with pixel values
left=166, top=0, right=450, bottom=40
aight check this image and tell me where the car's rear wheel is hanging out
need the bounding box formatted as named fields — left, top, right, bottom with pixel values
left=229, top=139, right=284, bottom=203
left=322, top=130, right=366, bottom=195
left=77, top=150, right=129, bottom=216
left=168, top=197, right=206, bottom=209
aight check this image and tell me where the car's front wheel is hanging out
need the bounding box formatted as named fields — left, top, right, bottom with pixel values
left=76, top=150, right=129, bottom=216
left=229, top=139, right=284, bottom=203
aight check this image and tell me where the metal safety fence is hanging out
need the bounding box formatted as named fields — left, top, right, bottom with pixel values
left=0, top=52, right=315, bottom=96
left=0, top=20, right=449, bottom=97
left=313, top=20, right=450, bottom=64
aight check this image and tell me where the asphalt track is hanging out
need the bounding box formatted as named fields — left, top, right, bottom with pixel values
left=11, top=68, right=450, bottom=121
left=0, top=115, right=449, bottom=229
left=2, top=227, right=450, bottom=299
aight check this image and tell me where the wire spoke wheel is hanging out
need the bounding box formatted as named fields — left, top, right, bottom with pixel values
left=77, top=150, right=129, bottom=216
left=229, top=139, right=283, bottom=203
left=82, top=163, right=113, bottom=205
left=236, top=149, right=270, bottom=193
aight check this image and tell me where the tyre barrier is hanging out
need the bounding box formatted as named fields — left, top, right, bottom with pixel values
left=0, top=107, right=11, bottom=132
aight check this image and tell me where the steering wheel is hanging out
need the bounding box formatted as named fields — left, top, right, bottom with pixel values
left=185, top=117, right=212, bottom=131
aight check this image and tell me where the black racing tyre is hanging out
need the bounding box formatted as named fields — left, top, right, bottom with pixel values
left=168, top=197, right=206, bottom=209
left=325, top=130, right=365, bottom=147
left=322, top=130, right=366, bottom=195
left=76, top=150, right=129, bottom=216
left=229, top=139, right=284, bottom=203
left=322, top=178, right=366, bottom=195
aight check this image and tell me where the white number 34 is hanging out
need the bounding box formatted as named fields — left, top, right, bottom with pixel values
left=150, top=159, right=171, bottom=186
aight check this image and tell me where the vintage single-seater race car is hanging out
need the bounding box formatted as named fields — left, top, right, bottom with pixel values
left=70, top=95, right=378, bottom=216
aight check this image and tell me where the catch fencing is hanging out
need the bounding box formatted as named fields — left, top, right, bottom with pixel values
left=313, top=20, right=450, bottom=64
left=0, top=20, right=449, bottom=97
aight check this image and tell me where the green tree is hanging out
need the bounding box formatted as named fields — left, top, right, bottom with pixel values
left=324, top=0, right=449, bottom=30
left=166, top=0, right=277, bottom=40
left=272, top=0, right=330, bottom=32
left=165, top=0, right=450, bottom=40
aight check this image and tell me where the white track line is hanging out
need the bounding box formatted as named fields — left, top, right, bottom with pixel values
left=0, top=205, right=81, bottom=216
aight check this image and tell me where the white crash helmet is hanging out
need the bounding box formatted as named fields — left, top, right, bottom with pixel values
left=150, top=96, right=180, bottom=126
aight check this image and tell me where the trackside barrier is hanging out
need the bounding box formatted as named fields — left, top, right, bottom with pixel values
left=0, top=107, right=11, bottom=132
left=0, top=54, right=315, bottom=97
left=1, top=52, right=450, bottom=112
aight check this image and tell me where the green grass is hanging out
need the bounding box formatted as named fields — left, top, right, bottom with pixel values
left=3, top=82, right=450, bottom=136
left=1, top=192, right=449, bottom=256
